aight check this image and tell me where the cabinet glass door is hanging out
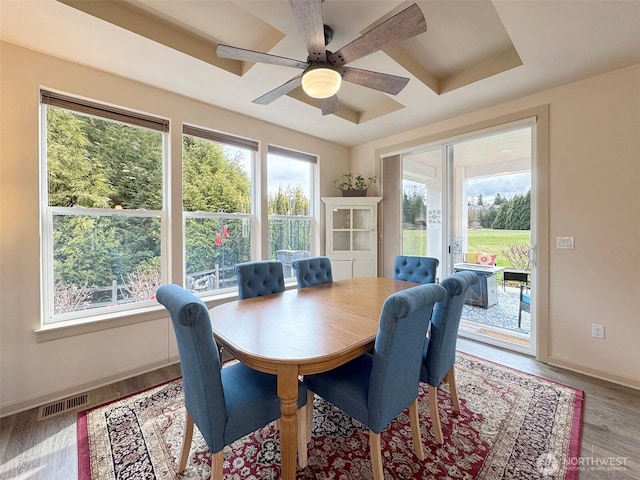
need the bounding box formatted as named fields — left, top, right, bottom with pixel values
left=332, top=209, right=351, bottom=229
left=352, top=209, right=370, bottom=229
left=352, top=208, right=371, bottom=251
left=332, top=208, right=351, bottom=251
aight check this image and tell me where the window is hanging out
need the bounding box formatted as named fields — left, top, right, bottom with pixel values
left=40, top=91, right=320, bottom=327
left=41, top=90, right=168, bottom=324
left=182, top=125, right=255, bottom=294
left=267, top=145, right=316, bottom=278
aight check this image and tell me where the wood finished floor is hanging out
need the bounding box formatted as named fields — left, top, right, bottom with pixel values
left=1, top=339, right=638, bottom=480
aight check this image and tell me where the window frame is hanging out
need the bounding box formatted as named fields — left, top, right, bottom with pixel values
left=37, top=91, right=322, bottom=331
left=266, top=145, right=318, bottom=276
left=40, top=90, right=169, bottom=325
left=182, top=124, right=258, bottom=297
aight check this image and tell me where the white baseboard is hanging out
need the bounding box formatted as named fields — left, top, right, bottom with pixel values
left=0, top=356, right=181, bottom=418
left=547, top=355, right=640, bottom=391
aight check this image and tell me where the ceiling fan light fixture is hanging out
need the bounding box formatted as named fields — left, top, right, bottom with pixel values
left=301, top=66, right=341, bottom=99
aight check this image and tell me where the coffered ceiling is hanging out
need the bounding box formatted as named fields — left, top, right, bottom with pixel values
left=1, top=0, right=639, bottom=146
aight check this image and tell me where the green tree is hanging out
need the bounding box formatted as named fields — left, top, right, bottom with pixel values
left=480, top=207, right=498, bottom=228
left=268, top=185, right=310, bottom=253
left=48, top=108, right=164, bottom=309
left=491, top=190, right=530, bottom=230
left=47, top=108, right=113, bottom=207
left=182, top=137, right=252, bottom=278
left=182, top=137, right=250, bottom=213
left=402, top=186, right=426, bottom=227
left=88, top=120, right=163, bottom=209
left=53, top=216, right=119, bottom=287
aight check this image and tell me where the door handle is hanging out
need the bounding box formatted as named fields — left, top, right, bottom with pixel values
left=528, top=244, right=536, bottom=267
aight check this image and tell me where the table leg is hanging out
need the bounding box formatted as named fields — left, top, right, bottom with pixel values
left=277, top=364, right=299, bottom=480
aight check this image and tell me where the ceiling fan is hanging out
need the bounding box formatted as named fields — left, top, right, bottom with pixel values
left=216, top=0, right=427, bottom=116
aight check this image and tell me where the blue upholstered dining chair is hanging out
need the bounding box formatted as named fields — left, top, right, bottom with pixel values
left=156, top=284, right=309, bottom=479
left=303, top=283, right=447, bottom=480
left=234, top=260, right=285, bottom=300
left=291, top=256, right=333, bottom=288
left=393, top=255, right=439, bottom=284
left=419, top=270, right=478, bottom=444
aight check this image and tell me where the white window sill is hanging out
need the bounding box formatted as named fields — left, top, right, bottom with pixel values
left=35, top=280, right=299, bottom=342
left=35, top=303, right=171, bottom=342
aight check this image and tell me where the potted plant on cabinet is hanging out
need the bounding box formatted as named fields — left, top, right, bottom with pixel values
left=332, top=173, right=377, bottom=197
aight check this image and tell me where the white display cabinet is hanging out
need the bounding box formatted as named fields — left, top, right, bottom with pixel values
left=322, top=197, right=382, bottom=281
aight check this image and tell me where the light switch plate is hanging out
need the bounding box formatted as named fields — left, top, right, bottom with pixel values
left=556, top=236, right=574, bottom=249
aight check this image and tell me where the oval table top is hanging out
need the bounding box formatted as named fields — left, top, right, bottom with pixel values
left=209, top=277, right=418, bottom=374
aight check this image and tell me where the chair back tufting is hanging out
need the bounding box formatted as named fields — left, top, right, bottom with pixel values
left=157, top=283, right=309, bottom=474
left=292, top=256, right=333, bottom=288
left=393, top=255, right=439, bottom=284
left=368, top=282, right=447, bottom=431
left=420, top=270, right=478, bottom=387
left=302, top=282, right=446, bottom=477
left=234, top=260, right=285, bottom=300
left=156, top=284, right=226, bottom=451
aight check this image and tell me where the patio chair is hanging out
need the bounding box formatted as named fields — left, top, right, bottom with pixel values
left=519, top=284, right=531, bottom=328
left=303, top=283, right=447, bottom=480
left=419, top=270, right=478, bottom=444
left=234, top=260, right=285, bottom=299
left=392, top=255, right=439, bottom=284
left=156, top=284, right=309, bottom=479
left=291, top=256, right=333, bottom=288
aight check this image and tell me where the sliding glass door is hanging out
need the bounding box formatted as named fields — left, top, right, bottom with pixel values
left=401, top=147, right=445, bottom=280
left=395, top=121, right=535, bottom=354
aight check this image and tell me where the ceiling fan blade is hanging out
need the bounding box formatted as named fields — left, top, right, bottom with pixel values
left=289, top=0, right=326, bottom=62
left=320, top=95, right=340, bottom=116
left=331, top=3, right=426, bottom=67
left=252, top=75, right=303, bottom=105
left=342, top=67, right=410, bottom=95
left=217, top=44, right=308, bottom=69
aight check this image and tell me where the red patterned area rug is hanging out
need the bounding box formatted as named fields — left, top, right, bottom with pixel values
left=77, top=352, right=583, bottom=479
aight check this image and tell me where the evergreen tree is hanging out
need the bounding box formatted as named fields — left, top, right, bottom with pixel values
left=182, top=137, right=250, bottom=213
left=47, top=109, right=113, bottom=208
left=268, top=185, right=311, bottom=252
left=182, top=137, right=252, bottom=276
left=490, top=190, right=530, bottom=230
left=88, top=119, right=163, bottom=209
left=402, top=186, right=426, bottom=226
left=480, top=207, right=498, bottom=228
left=48, top=108, right=164, bottom=302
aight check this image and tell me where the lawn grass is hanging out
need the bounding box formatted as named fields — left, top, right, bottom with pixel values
left=467, top=229, right=530, bottom=255
left=402, top=229, right=531, bottom=269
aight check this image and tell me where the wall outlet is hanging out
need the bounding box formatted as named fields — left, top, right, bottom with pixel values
left=591, top=324, right=605, bottom=339
left=556, top=236, right=575, bottom=249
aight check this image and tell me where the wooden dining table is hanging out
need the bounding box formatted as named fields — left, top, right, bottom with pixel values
left=208, top=276, right=419, bottom=480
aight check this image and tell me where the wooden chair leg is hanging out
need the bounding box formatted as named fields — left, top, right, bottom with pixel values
left=297, top=404, right=308, bottom=468
left=178, top=410, right=195, bottom=472
left=445, top=367, right=461, bottom=413
left=306, top=390, right=314, bottom=444
left=369, top=431, right=384, bottom=480
left=409, top=399, right=425, bottom=460
left=210, top=450, right=223, bottom=480
left=428, top=385, right=444, bottom=444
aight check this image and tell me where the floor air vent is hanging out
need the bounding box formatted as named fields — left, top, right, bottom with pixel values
left=37, top=392, right=90, bottom=421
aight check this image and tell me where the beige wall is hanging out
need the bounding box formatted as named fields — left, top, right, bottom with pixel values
left=0, top=42, right=349, bottom=415
left=351, top=64, right=640, bottom=388
left=2, top=41, right=638, bottom=416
